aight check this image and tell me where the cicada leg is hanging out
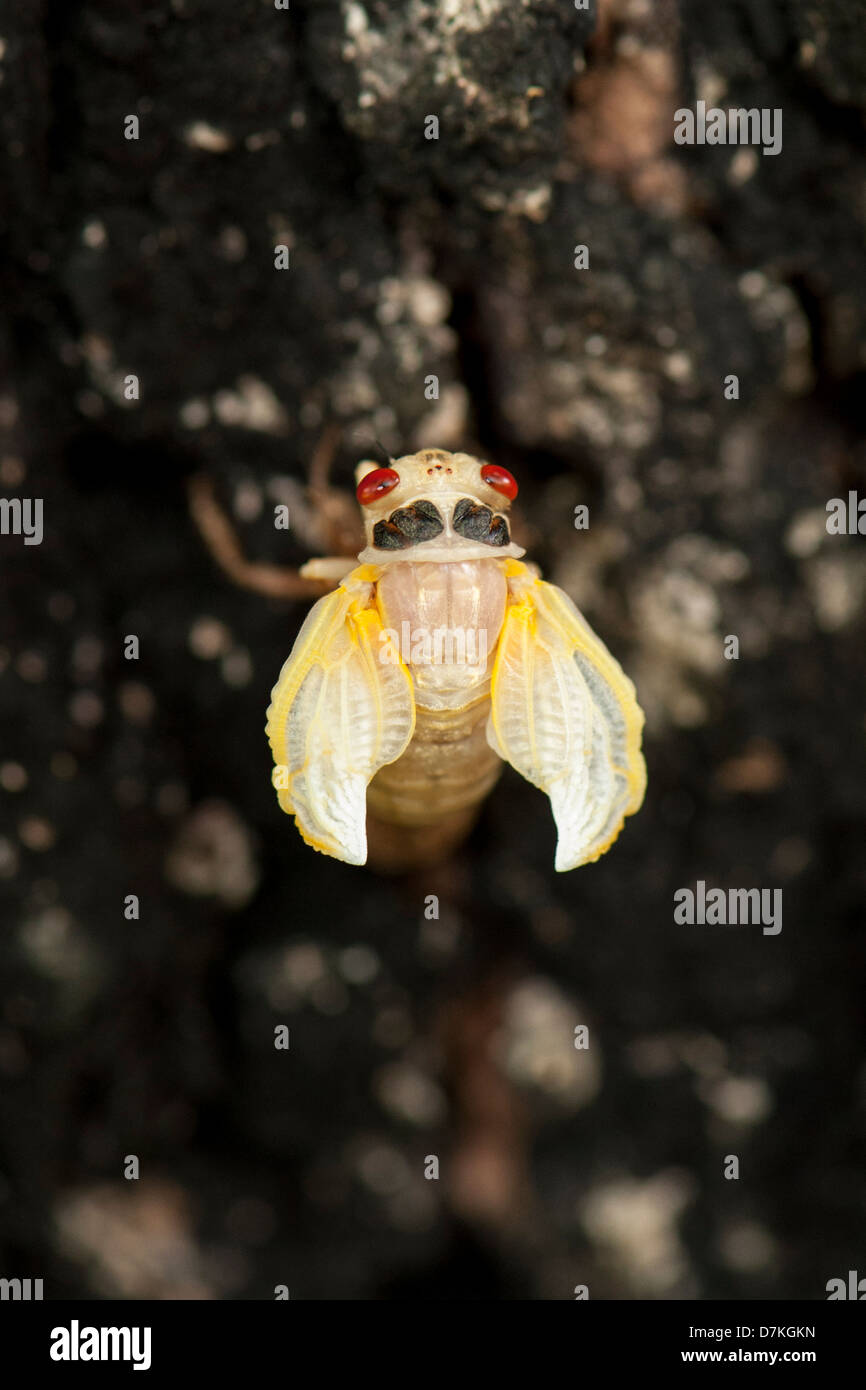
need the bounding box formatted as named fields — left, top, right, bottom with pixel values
left=187, top=424, right=363, bottom=599
left=306, top=422, right=366, bottom=560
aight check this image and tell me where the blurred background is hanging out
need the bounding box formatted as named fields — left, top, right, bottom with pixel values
left=1, top=0, right=865, bottom=1299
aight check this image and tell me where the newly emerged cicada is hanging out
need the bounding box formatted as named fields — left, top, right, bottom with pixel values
left=264, top=450, right=646, bottom=871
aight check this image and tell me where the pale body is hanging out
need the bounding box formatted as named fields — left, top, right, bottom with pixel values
left=266, top=450, right=647, bottom=870
left=367, top=560, right=506, bottom=861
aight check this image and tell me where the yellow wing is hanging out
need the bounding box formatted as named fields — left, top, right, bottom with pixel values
left=487, top=562, right=646, bottom=871
left=265, top=565, right=415, bottom=865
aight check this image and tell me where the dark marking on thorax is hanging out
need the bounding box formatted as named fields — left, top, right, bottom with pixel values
left=452, top=498, right=511, bottom=546
left=373, top=499, right=445, bottom=549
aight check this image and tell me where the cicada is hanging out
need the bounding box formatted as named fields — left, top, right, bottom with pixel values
left=264, top=449, right=646, bottom=871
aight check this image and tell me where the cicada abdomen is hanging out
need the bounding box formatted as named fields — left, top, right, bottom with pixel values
left=266, top=449, right=646, bottom=872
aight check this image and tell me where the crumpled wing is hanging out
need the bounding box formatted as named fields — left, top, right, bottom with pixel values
left=265, top=571, right=415, bottom=864
left=487, top=564, right=646, bottom=871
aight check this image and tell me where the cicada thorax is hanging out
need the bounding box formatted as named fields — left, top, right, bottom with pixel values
left=374, top=559, right=507, bottom=706
left=365, top=558, right=508, bottom=870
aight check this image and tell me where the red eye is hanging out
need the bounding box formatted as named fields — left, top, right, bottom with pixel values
left=481, top=464, right=518, bottom=500
left=356, top=467, right=400, bottom=506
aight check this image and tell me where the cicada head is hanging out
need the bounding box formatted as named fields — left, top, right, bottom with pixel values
left=354, top=449, right=525, bottom=564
